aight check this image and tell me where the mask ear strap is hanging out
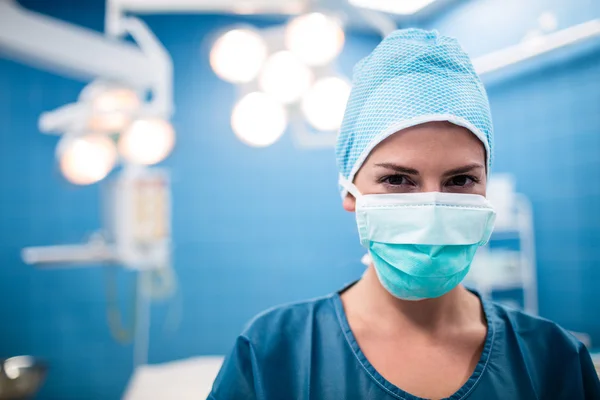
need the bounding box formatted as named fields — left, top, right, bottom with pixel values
left=339, top=175, right=362, bottom=199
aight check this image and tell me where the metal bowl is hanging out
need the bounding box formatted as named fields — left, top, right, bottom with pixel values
left=0, top=357, right=47, bottom=400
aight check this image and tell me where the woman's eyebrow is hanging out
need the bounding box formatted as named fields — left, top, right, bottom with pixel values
left=442, top=163, right=485, bottom=177
left=374, top=163, right=419, bottom=175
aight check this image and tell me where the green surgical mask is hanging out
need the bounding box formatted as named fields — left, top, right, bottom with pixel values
left=340, top=177, right=496, bottom=301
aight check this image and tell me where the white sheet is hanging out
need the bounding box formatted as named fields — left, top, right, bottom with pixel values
left=123, top=356, right=224, bottom=400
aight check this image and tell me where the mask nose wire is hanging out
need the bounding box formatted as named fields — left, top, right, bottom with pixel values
left=339, top=175, right=363, bottom=199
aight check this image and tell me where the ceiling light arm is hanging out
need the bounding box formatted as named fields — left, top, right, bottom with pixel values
left=0, top=0, right=173, bottom=134
left=0, top=0, right=158, bottom=89
left=117, top=17, right=174, bottom=119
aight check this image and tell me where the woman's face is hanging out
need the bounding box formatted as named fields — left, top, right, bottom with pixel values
left=344, top=121, right=487, bottom=212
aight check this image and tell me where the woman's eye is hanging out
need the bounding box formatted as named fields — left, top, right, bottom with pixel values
left=448, top=175, right=474, bottom=187
left=383, top=175, right=412, bottom=186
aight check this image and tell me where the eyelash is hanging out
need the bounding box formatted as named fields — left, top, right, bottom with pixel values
left=378, top=175, right=414, bottom=186
left=378, top=174, right=480, bottom=188
left=447, top=175, right=480, bottom=187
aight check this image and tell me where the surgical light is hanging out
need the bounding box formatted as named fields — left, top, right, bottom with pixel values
left=88, top=87, right=141, bottom=133
left=118, top=118, right=175, bottom=165
left=258, top=51, right=314, bottom=104
left=301, top=77, right=351, bottom=131
left=58, top=134, right=117, bottom=185
left=285, top=13, right=345, bottom=66
left=231, top=92, right=287, bottom=147
left=348, top=0, right=437, bottom=15
left=210, top=28, right=268, bottom=83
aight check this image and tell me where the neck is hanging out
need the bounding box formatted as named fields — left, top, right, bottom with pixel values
left=343, top=265, right=482, bottom=334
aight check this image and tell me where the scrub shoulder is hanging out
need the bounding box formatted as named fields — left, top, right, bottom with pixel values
left=474, top=301, right=599, bottom=399
left=490, top=301, right=587, bottom=360
left=209, top=294, right=600, bottom=400
left=209, top=295, right=341, bottom=400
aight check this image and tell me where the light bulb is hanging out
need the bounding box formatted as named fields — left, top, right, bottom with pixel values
left=118, top=118, right=175, bottom=165
left=58, top=134, right=117, bottom=185
left=88, top=87, right=141, bottom=132
left=231, top=92, right=287, bottom=147
left=259, top=51, right=314, bottom=104
left=210, top=29, right=268, bottom=83
left=285, top=13, right=345, bottom=66
left=301, top=77, right=351, bottom=131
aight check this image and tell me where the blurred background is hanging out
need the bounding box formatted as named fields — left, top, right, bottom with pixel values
left=0, top=0, right=598, bottom=398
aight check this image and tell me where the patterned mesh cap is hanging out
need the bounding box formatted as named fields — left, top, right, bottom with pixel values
left=335, top=29, right=493, bottom=196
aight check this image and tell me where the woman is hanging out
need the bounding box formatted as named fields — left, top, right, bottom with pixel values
left=209, top=29, right=600, bottom=399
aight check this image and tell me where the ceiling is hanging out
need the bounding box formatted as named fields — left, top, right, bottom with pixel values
left=108, top=0, right=461, bottom=33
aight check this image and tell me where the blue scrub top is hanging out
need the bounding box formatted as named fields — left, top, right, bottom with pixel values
left=209, top=286, right=600, bottom=400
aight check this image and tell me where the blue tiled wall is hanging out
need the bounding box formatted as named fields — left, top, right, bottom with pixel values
left=486, top=54, right=600, bottom=337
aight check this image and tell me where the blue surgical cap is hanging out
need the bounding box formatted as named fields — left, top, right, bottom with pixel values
left=336, top=29, right=493, bottom=195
